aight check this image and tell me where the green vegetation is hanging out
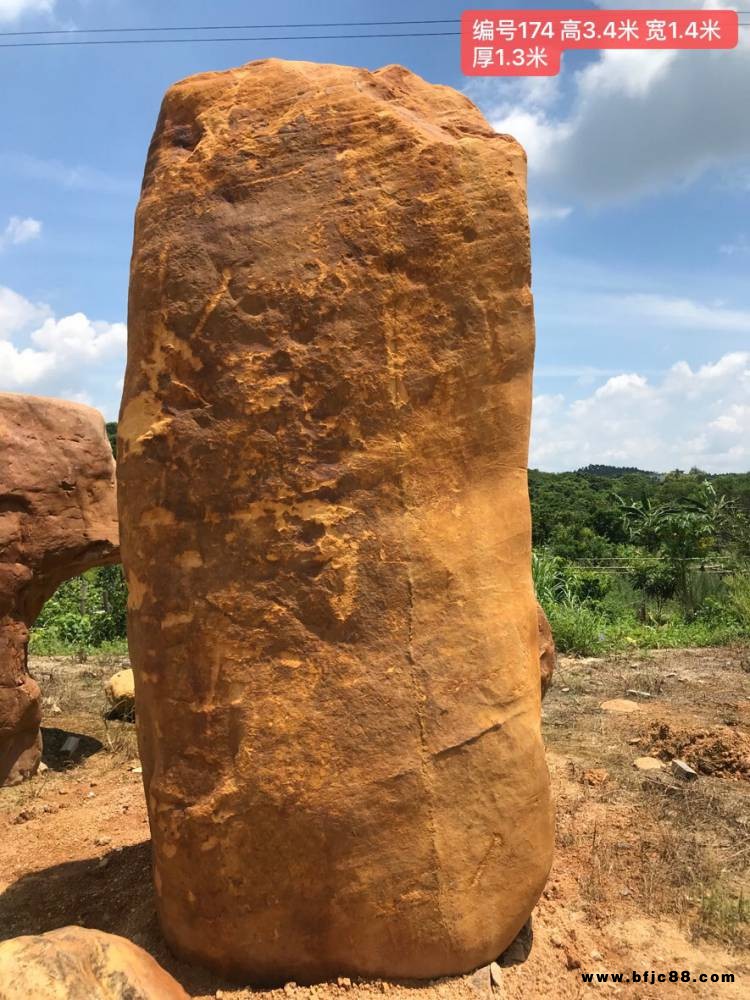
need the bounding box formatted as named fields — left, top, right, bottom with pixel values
left=29, top=448, right=750, bottom=658
left=30, top=564, right=128, bottom=657
left=532, top=466, right=750, bottom=655
left=106, top=421, right=117, bottom=458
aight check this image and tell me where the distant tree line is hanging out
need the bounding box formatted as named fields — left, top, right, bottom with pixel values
left=529, top=465, right=750, bottom=560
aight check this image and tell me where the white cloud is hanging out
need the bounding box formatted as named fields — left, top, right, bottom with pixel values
left=529, top=202, right=572, bottom=223
left=0, top=153, right=136, bottom=196
left=481, top=2, right=750, bottom=203
left=531, top=351, right=750, bottom=472
left=719, top=235, right=750, bottom=256
left=611, top=293, right=750, bottom=333
left=31, top=312, right=126, bottom=361
left=0, top=285, right=50, bottom=338
left=0, top=216, right=42, bottom=249
left=493, top=108, right=572, bottom=164
left=0, top=286, right=125, bottom=411
left=0, top=0, right=54, bottom=23
left=0, top=339, right=57, bottom=385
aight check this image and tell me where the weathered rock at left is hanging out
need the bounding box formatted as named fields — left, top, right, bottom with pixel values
left=0, top=926, right=189, bottom=999
left=0, top=394, right=120, bottom=786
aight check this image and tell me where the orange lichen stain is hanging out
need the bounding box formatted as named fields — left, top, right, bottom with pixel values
left=193, top=269, right=231, bottom=339
left=161, top=612, right=193, bottom=629
left=140, top=507, right=177, bottom=527
left=126, top=574, right=149, bottom=611
left=226, top=682, right=245, bottom=702
left=176, top=550, right=203, bottom=570
left=118, top=393, right=164, bottom=458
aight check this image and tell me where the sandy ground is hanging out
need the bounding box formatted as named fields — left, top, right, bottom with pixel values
left=1, top=647, right=749, bottom=999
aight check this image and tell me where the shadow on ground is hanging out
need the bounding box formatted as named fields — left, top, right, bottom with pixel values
left=41, top=726, right=104, bottom=772
left=0, top=840, right=228, bottom=996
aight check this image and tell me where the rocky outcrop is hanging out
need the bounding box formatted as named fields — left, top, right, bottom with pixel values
left=537, top=604, right=557, bottom=698
left=120, top=58, right=553, bottom=983
left=0, top=394, right=120, bottom=786
left=0, top=926, right=188, bottom=999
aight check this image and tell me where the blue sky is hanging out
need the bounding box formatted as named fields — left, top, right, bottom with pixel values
left=1, top=0, right=749, bottom=471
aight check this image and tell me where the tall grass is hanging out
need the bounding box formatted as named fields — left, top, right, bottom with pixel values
left=533, top=549, right=750, bottom=656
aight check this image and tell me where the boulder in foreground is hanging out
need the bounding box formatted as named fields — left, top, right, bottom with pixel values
left=0, top=926, right=188, bottom=999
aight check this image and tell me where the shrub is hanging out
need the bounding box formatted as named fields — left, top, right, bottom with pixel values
left=546, top=603, right=609, bottom=657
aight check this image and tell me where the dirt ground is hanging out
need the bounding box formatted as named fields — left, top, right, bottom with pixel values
left=1, top=647, right=749, bottom=999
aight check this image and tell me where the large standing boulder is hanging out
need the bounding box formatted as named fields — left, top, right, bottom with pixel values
left=0, top=394, right=120, bottom=786
left=0, top=926, right=188, bottom=999
left=119, top=58, right=553, bottom=983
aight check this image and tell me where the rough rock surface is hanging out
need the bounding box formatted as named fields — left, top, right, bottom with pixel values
left=0, top=925, right=189, bottom=999
left=537, top=604, right=556, bottom=699
left=105, top=667, right=136, bottom=719
left=120, top=58, right=553, bottom=983
left=0, top=394, right=119, bottom=786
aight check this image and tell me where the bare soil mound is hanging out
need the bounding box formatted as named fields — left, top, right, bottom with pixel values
left=644, top=721, right=750, bottom=779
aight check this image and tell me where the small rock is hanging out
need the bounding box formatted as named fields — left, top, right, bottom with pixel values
left=601, top=698, right=640, bottom=713
left=130, top=764, right=143, bottom=774
left=105, top=667, right=136, bottom=720
left=61, top=735, right=81, bottom=756
left=38, top=761, right=48, bottom=774
left=336, top=977, right=351, bottom=989
left=561, top=687, right=570, bottom=693
left=671, top=758, right=698, bottom=781
left=216, top=992, right=224, bottom=999
left=467, top=964, right=491, bottom=998
left=564, top=947, right=581, bottom=970
left=94, top=836, right=112, bottom=847
left=626, top=689, right=651, bottom=699
left=633, top=756, right=664, bottom=772
left=490, top=961, right=503, bottom=989
left=590, top=950, right=603, bottom=961
left=582, top=768, right=609, bottom=786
